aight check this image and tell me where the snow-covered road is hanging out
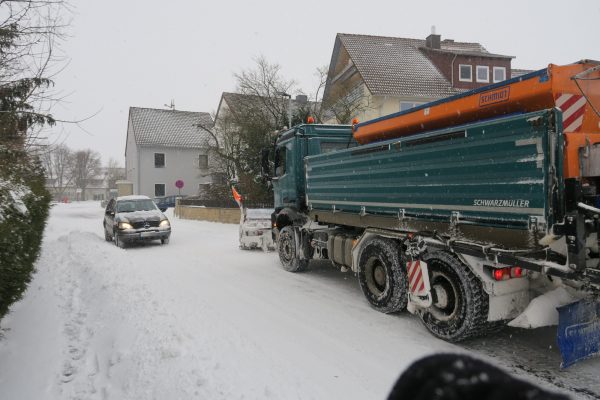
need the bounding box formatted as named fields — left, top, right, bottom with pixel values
left=0, top=202, right=598, bottom=399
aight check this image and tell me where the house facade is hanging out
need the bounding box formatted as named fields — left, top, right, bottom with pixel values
left=125, top=107, right=215, bottom=198
left=323, top=33, right=515, bottom=124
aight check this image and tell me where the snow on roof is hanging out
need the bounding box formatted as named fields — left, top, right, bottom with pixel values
left=128, top=107, right=213, bottom=149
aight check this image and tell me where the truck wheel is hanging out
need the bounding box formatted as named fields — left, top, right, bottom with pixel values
left=418, top=251, right=488, bottom=342
left=277, top=226, right=308, bottom=272
left=357, top=237, right=408, bottom=313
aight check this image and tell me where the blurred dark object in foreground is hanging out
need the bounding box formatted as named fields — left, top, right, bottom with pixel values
left=388, top=354, right=569, bottom=400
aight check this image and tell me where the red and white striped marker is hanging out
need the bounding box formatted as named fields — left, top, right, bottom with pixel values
left=555, top=93, right=587, bottom=133
left=407, top=260, right=430, bottom=297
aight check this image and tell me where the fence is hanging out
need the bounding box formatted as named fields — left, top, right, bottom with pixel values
left=175, top=198, right=274, bottom=224
left=179, top=198, right=274, bottom=209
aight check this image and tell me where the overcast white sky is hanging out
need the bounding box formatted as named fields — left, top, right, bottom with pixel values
left=52, top=0, right=600, bottom=164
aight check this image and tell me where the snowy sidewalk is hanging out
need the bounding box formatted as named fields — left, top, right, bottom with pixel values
left=0, top=202, right=597, bottom=400
left=0, top=203, right=453, bottom=399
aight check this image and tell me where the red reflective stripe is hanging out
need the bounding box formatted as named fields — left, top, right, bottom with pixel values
left=411, top=269, right=423, bottom=293
left=563, top=106, right=586, bottom=131
left=418, top=281, right=425, bottom=293
left=409, top=264, right=420, bottom=288
left=408, top=261, right=419, bottom=281
left=556, top=93, right=580, bottom=112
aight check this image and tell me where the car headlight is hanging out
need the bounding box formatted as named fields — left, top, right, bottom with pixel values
left=118, top=221, right=133, bottom=230
left=159, top=219, right=170, bottom=227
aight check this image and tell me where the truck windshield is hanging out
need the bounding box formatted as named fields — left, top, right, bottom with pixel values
left=116, top=199, right=157, bottom=213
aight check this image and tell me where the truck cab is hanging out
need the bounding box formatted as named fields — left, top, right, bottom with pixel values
left=270, top=124, right=354, bottom=211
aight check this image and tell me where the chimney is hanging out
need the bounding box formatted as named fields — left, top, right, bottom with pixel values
left=426, top=25, right=441, bottom=49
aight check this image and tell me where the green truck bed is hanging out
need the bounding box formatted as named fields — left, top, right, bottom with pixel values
left=305, top=109, right=563, bottom=249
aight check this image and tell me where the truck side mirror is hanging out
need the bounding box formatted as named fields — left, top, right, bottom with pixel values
left=261, top=148, right=271, bottom=180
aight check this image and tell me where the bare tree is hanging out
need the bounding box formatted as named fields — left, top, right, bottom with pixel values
left=195, top=57, right=304, bottom=202
left=70, top=149, right=101, bottom=200
left=234, top=55, right=296, bottom=128
left=41, top=142, right=72, bottom=200
left=105, top=158, right=125, bottom=190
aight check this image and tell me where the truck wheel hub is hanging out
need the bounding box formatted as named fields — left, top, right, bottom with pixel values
left=433, top=283, right=450, bottom=309
left=373, top=265, right=386, bottom=287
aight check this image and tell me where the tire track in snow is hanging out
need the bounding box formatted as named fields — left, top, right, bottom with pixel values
left=51, top=231, right=223, bottom=399
left=463, top=327, right=600, bottom=399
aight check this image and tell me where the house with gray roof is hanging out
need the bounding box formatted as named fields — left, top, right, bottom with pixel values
left=125, top=107, right=216, bottom=198
left=323, top=32, right=516, bottom=123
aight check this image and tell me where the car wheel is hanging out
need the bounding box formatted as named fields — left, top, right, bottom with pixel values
left=161, top=237, right=169, bottom=245
left=104, top=225, right=112, bottom=242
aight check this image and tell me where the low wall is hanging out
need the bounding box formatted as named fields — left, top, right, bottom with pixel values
left=175, top=205, right=240, bottom=224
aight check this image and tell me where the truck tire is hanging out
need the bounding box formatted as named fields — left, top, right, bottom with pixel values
left=418, top=251, right=488, bottom=342
left=277, top=226, right=308, bottom=272
left=357, top=237, right=408, bottom=313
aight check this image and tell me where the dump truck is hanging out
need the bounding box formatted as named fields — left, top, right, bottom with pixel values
left=261, top=60, right=600, bottom=367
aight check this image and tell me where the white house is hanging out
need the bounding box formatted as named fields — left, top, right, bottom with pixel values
left=125, top=107, right=215, bottom=198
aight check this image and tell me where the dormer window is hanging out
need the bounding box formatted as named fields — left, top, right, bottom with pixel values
left=493, top=67, right=506, bottom=83
left=459, top=65, right=472, bottom=82
left=476, top=66, right=489, bottom=83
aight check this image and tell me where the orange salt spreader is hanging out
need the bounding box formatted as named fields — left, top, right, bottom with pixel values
left=352, top=60, right=600, bottom=178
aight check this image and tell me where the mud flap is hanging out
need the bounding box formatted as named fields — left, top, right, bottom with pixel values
left=557, top=299, right=600, bottom=368
left=407, top=260, right=432, bottom=311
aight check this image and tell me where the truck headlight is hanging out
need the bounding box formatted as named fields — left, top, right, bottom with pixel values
left=119, top=221, right=133, bottom=230
left=159, top=219, right=170, bottom=227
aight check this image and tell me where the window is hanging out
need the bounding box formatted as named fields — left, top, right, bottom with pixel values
left=459, top=65, right=472, bottom=82
left=275, top=147, right=286, bottom=177
left=493, top=67, right=506, bottom=83
left=400, top=102, right=423, bottom=112
left=476, top=66, right=489, bottom=83
left=154, top=153, right=165, bottom=168
left=198, top=154, right=208, bottom=169
left=154, top=183, right=165, bottom=197
left=198, top=183, right=210, bottom=194
left=320, top=142, right=353, bottom=154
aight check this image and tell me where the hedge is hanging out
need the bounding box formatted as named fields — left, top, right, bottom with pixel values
left=0, top=146, right=51, bottom=321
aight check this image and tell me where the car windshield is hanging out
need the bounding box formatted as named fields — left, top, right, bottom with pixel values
left=116, top=199, right=158, bottom=213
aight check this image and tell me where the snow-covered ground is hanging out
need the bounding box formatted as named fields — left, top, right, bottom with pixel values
left=0, top=202, right=598, bottom=400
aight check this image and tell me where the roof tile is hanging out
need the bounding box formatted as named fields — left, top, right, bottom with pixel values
left=335, top=33, right=508, bottom=98
left=129, top=107, right=213, bottom=148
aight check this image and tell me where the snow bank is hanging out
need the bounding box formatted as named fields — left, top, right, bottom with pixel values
left=508, top=286, right=577, bottom=329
